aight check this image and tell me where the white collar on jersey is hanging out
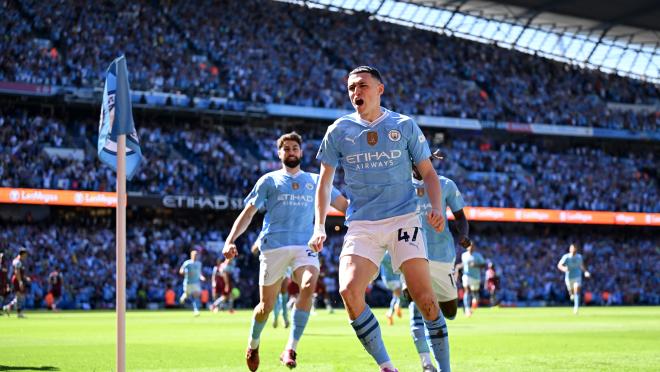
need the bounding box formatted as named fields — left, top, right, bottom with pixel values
left=281, top=168, right=304, bottom=178
left=351, top=107, right=390, bottom=128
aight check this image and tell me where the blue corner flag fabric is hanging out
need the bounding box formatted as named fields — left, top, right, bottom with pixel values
left=98, top=55, right=142, bottom=180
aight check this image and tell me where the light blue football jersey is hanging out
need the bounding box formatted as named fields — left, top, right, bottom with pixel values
left=317, top=107, right=431, bottom=223
left=414, top=175, right=466, bottom=263
left=245, top=169, right=341, bottom=251
left=380, top=252, right=400, bottom=284
left=181, top=259, right=202, bottom=285
left=461, top=251, right=485, bottom=280
left=559, top=253, right=584, bottom=280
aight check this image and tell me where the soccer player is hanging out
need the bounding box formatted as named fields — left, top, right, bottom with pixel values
left=380, top=252, right=402, bottom=326
left=48, top=269, right=64, bottom=311
left=6, top=248, right=30, bottom=318
left=407, top=159, right=471, bottom=372
left=223, top=132, right=348, bottom=371
left=458, top=244, right=486, bottom=317
left=0, top=252, right=10, bottom=316
left=557, top=244, right=590, bottom=314
left=211, top=257, right=235, bottom=313
left=309, top=66, right=446, bottom=372
left=485, top=262, right=499, bottom=307
left=179, top=249, right=205, bottom=317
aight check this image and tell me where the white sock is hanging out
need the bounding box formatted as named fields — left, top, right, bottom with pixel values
left=248, top=338, right=260, bottom=349
left=419, top=352, right=432, bottom=366
left=286, top=338, right=299, bottom=351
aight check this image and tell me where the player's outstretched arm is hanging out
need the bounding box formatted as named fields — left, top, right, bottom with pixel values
left=309, top=162, right=336, bottom=253
left=223, top=203, right=258, bottom=260
left=417, top=158, right=445, bottom=232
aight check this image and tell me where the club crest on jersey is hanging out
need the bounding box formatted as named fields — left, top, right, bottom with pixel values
left=388, top=129, right=401, bottom=142
left=305, top=183, right=314, bottom=190
left=292, top=182, right=299, bottom=190
left=416, top=188, right=425, bottom=197
left=367, top=131, right=378, bottom=146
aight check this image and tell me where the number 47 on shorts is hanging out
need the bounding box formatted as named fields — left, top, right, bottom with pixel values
left=397, top=227, right=419, bottom=242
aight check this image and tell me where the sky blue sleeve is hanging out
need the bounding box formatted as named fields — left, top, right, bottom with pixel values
left=316, top=126, right=340, bottom=167
left=244, top=175, right=271, bottom=210
left=558, top=254, right=567, bottom=266
left=446, top=180, right=466, bottom=212
left=406, top=119, right=431, bottom=164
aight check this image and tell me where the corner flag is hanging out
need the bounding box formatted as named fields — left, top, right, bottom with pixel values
left=98, top=55, right=140, bottom=372
left=98, top=55, right=142, bottom=179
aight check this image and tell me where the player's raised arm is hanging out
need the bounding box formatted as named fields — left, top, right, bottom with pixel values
left=416, top=158, right=445, bottom=232
left=223, top=203, right=258, bottom=260
left=309, top=162, right=336, bottom=253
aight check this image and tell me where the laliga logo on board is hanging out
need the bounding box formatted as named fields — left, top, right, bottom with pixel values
left=85, top=193, right=116, bottom=206
left=522, top=210, right=550, bottom=221
left=19, top=190, right=58, bottom=203
left=477, top=208, right=505, bottom=219
left=74, top=192, right=84, bottom=204
left=9, top=189, right=20, bottom=202
left=615, top=214, right=635, bottom=224
left=645, top=214, right=660, bottom=225
left=564, top=212, right=592, bottom=222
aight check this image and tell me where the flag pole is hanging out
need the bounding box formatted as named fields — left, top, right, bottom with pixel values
left=116, top=134, right=127, bottom=372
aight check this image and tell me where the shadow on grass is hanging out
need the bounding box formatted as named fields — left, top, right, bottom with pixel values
left=0, top=367, right=59, bottom=371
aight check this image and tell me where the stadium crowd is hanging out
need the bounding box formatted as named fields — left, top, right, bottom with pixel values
left=469, top=227, right=659, bottom=306
left=1, top=110, right=657, bottom=212
left=1, top=0, right=657, bottom=132
left=0, top=219, right=657, bottom=311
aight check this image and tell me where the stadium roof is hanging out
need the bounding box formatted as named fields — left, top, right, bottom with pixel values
left=475, top=0, right=660, bottom=31
left=287, top=0, right=660, bottom=83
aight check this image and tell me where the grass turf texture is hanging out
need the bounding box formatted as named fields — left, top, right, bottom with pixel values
left=0, top=307, right=658, bottom=371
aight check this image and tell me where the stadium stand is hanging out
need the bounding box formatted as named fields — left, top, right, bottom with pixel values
left=1, top=109, right=657, bottom=212
left=0, top=0, right=657, bottom=311
left=0, top=0, right=657, bottom=132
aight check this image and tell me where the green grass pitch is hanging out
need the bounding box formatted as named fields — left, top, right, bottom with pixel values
left=1, top=306, right=658, bottom=371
